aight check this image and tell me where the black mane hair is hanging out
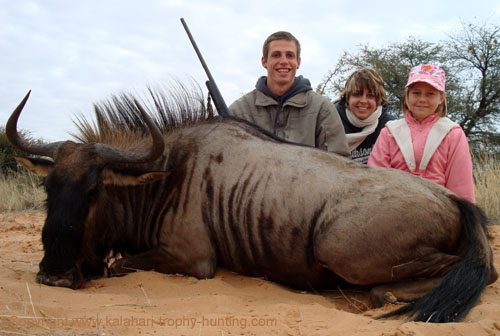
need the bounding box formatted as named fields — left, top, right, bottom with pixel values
left=73, top=82, right=215, bottom=144
left=72, top=81, right=304, bottom=148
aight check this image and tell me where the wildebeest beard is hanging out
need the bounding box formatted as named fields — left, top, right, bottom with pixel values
left=37, top=164, right=107, bottom=288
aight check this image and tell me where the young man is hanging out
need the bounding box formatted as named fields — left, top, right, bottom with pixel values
left=229, top=31, right=350, bottom=157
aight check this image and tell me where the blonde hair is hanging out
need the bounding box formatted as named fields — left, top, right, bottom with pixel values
left=339, top=68, right=387, bottom=106
left=402, top=84, right=448, bottom=117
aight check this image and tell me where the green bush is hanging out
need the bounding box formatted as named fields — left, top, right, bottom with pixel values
left=0, top=125, right=44, bottom=176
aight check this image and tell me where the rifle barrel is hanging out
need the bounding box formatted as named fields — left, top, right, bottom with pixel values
left=180, top=18, right=216, bottom=84
left=180, top=18, right=230, bottom=117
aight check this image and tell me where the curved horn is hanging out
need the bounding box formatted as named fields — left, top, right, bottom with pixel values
left=95, top=99, right=165, bottom=164
left=7, top=91, right=63, bottom=158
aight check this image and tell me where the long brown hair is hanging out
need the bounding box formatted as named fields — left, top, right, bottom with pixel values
left=338, top=68, right=387, bottom=106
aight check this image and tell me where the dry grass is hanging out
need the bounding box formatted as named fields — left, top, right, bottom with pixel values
left=0, top=171, right=45, bottom=212
left=1, top=153, right=499, bottom=223
left=473, top=151, right=500, bottom=224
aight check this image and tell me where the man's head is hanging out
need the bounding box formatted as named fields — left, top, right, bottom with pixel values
left=261, top=31, right=301, bottom=95
left=262, top=31, right=301, bottom=61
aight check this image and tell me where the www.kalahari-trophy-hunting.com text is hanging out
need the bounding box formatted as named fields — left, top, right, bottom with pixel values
left=5, top=314, right=278, bottom=330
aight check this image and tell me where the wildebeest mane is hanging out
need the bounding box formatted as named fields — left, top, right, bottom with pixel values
left=72, top=82, right=214, bottom=145
left=72, top=81, right=298, bottom=148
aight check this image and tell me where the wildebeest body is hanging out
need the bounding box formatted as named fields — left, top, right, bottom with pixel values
left=7, top=88, right=497, bottom=323
left=86, top=120, right=458, bottom=288
left=144, top=120, right=459, bottom=287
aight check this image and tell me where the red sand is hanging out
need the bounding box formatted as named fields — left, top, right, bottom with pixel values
left=1, top=212, right=499, bottom=335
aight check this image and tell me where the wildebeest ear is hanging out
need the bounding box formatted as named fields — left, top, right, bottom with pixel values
left=100, top=167, right=171, bottom=186
left=14, top=156, right=53, bottom=177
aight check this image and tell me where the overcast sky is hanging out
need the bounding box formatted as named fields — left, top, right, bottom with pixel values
left=1, top=0, right=499, bottom=142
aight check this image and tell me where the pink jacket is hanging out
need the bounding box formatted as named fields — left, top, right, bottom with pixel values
left=368, top=112, right=476, bottom=203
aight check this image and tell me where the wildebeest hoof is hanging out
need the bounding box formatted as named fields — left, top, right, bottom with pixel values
left=370, top=287, right=400, bottom=308
left=109, top=258, right=134, bottom=277
left=383, top=291, right=398, bottom=304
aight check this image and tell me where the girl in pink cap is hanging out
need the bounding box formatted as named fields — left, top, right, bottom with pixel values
left=368, top=64, right=476, bottom=203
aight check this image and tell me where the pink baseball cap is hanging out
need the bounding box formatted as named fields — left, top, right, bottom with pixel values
left=406, top=64, right=445, bottom=91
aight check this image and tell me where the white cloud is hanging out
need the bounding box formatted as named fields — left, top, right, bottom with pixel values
left=1, top=0, right=498, bottom=141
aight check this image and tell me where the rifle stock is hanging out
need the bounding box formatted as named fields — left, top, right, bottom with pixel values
left=180, top=18, right=231, bottom=117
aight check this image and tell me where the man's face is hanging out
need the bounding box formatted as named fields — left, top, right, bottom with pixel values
left=262, top=39, right=301, bottom=90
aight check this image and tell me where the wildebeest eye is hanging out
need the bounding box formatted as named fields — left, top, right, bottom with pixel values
left=85, top=165, right=101, bottom=193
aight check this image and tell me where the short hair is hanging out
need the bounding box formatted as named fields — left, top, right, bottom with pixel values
left=402, top=85, right=448, bottom=117
left=262, top=31, right=301, bottom=60
left=339, top=68, right=387, bottom=106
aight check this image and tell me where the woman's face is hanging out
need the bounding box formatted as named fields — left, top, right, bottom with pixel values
left=407, top=82, right=445, bottom=122
left=348, top=87, right=377, bottom=120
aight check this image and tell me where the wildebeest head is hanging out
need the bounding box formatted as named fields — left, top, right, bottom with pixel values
left=7, top=91, right=171, bottom=288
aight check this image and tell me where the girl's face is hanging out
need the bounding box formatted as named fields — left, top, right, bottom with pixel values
left=407, top=82, right=445, bottom=122
left=348, top=87, right=377, bottom=120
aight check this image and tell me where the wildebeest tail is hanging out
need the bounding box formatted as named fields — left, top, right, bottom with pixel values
left=379, top=196, right=493, bottom=323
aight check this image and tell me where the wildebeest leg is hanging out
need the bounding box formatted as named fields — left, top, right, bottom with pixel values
left=316, top=240, right=462, bottom=285
left=109, top=245, right=217, bottom=279
left=370, top=278, right=442, bottom=307
left=318, top=249, right=460, bottom=309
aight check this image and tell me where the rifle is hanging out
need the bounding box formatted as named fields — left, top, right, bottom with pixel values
left=180, top=18, right=230, bottom=117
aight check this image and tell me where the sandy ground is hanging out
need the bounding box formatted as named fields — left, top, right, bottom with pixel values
left=0, top=212, right=499, bottom=336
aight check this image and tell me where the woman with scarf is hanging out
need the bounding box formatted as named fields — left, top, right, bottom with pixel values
left=334, top=68, right=395, bottom=164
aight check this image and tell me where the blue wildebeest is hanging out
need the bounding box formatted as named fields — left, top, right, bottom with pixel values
left=7, top=87, right=498, bottom=323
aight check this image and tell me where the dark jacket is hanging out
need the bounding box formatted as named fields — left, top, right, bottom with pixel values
left=335, top=101, right=395, bottom=164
